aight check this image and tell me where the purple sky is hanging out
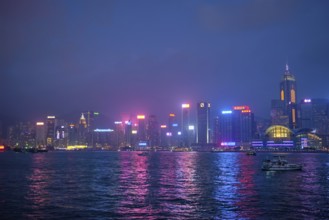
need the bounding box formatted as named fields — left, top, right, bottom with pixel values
left=1, top=0, right=329, bottom=123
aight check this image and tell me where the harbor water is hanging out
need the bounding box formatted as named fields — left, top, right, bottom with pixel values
left=0, top=151, right=328, bottom=219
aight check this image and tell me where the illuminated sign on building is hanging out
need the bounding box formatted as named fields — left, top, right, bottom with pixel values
left=221, top=142, right=236, bottom=146
left=132, top=130, right=137, bottom=134
left=304, top=99, right=311, bottom=103
left=94, top=129, right=114, bottom=132
left=188, top=125, right=195, bottom=130
left=233, top=106, right=250, bottom=110
left=166, top=132, right=172, bottom=136
left=114, top=121, right=122, bottom=124
left=172, top=123, right=178, bottom=127
left=242, top=110, right=251, bottom=113
left=160, top=125, right=167, bottom=128
left=222, top=110, right=232, bottom=114
left=182, top=104, right=190, bottom=108
left=169, top=113, right=175, bottom=117
left=137, top=115, right=145, bottom=119
left=47, top=116, right=55, bottom=119
left=36, top=122, right=44, bottom=126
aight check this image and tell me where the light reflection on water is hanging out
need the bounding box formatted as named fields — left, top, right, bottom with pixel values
left=0, top=151, right=328, bottom=219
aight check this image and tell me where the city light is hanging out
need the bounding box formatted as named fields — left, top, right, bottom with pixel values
left=188, top=125, right=194, bottom=130
left=304, top=99, right=311, bottom=103
left=169, top=113, right=175, bottom=117
left=166, top=132, right=172, bottom=136
left=182, top=104, right=190, bottom=108
left=132, top=130, right=137, bottom=134
left=94, top=129, right=114, bottom=132
left=222, top=110, right=232, bottom=114
left=67, top=145, right=87, bottom=150
left=221, top=142, right=236, bottom=146
left=114, top=121, right=122, bottom=124
left=47, top=116, right=55, bottom=119
left=233, top=106, right=250, bottom=110
left=242, top=110, right=251, bottom=113
left=177, top=131, right=182, bottom=135
left=172, top=123, right=178, bottom=127
left=137, top=115, right=145, bottom=119
left=160, top=125, right=167, bottom=128
left=36, top=122, right=44, bottom=126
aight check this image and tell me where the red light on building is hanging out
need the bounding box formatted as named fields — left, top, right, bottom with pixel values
left=233, top=106, right=250, bottom=110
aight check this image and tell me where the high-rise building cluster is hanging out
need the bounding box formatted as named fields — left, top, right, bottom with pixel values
left=1, top=65, right=329, bottom=151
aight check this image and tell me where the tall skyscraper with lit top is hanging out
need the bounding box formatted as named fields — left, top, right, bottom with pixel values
left=197, top=102, right=211, bottom=145
left=280, top=64, right=297, bottom=129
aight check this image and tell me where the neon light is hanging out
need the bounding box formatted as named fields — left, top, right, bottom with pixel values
left=132, top=130, right=137, bottom=134
left=138, top=142, right=147, bottom=146
left=0, top=145, right=4, bottom=150
left=172, top=123, right=178, bottom=127
left=221, top=142, right=236, bottom=146
left=177, top=131, right=182, bottom=135
left=222, top=110, right=232, bottom=114
left=166, top=132, right=172, bottom=136
left=47, top=116, right=55, bottom=119
left=94, top=112, right=99, bottom=115
left=36, top=122, right=44, bottom=126
left=137, top=115, right=145, bottom=119
left=160, top=125, right=167, bottom=128
left=125, top=121, right=132, bottom=125
left=233, top=106, right=250, bottom=110
left=242, top=110, right=251, bottom=113
left=94, top=129, right=113, bottom=132
left=67, top=145, right=88, bottom=150
left=182, top=104, right=190, bottom=108
left=188, top=125, right=194, bottom=130
left=304, top=99, right=311, bottom=103
left=169, top=113, right=175, bottom=117
left=114, top=121, right=122, bottom=124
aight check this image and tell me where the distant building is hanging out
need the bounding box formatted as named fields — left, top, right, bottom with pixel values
left=280, top=64, right=298, bottom=129
left=46, top=116, right=56, bottom=146
left=35, top=122, right=46, bottom=147
left=148, top=115, right=159, bottom=147
left=219, top=106, right=255, bottom=147
left=196, top=102, right=211, bottom=145
left=181, top=104, right=190, bottom=147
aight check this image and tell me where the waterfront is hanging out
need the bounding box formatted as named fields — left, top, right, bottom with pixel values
left=0, top=151, right=328, bottom=219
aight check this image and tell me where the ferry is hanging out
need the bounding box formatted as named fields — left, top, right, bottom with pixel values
left=262, top=156, right=302, bottom=171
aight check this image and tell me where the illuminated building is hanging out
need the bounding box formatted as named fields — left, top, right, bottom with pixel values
left=148, top=115, right=159, bottom=148
left=68, top=124, right=78, bottom=146
left=83, top=111, right=99, bottom=132
left=124, top=120, right=132, bottom=147
left=35, top=122, right=46, bottom=147
left=280, top=64, right=298, bottom=129
left=114, top=121, right=124, bottom=148
left=299, top=98, right=329, bottom=146
left=46, top=116, right=56, bottom=146
left=181, top=104, right=190, bottom=147
left=137, top=115, right=147, bottom=144
left=219, top=106, right=255, bottom=146
left=197, top=102, right=211, bottom=145
left=167, top=113, right=179, bottom=147
left=78, top=113, right=87, bottom=145
left=159, top=124, right=168, bottom=147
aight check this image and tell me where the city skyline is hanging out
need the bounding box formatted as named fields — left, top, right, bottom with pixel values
left=1, top=0, right=329, bottom=122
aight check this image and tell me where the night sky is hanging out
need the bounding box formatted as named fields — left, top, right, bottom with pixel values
left=1, top=0, right=329, bottom=123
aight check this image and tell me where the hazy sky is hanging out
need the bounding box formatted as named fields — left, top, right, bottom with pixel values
left=1, top=0, right=329, bottom=122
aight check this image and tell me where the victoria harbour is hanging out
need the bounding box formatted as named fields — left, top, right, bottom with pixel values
left=1, top=151, right=328, bottom=219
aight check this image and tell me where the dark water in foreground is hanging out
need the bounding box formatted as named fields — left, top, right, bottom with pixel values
left=0, top=151, right=328, bottom=219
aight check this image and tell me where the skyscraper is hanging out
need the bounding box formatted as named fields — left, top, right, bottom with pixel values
left=181, top=104, right=190, bottom=147
left=196, top=102, right=211, bottom=145
left=280, top=64, right=297, bottom=129
left=46, top=116, right=56, bottom=146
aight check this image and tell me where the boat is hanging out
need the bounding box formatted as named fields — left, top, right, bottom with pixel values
left=261, top=156, right=302, bottom=171
left=246, top=150, right=256, bottom=156
left=138, top=151, right=150, bottom=156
